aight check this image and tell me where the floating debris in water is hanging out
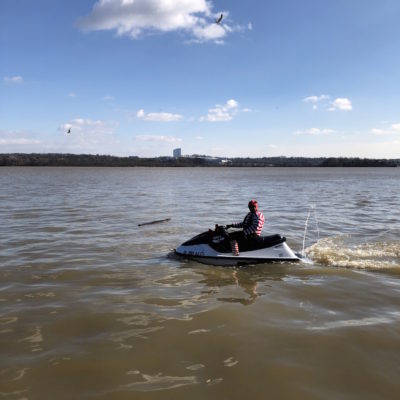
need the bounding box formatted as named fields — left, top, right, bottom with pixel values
left=138, top=218, right=171, bottom=227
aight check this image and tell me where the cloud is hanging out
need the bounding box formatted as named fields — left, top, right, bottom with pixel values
left=371, top=123, right=400, bottom=136
left=191, top=22, right=227, bottom=42
left=77, top=0, right=249, bottom=43
left=59, top=118, right=118, bottom=135
left=1, top=125, right=124, bottom=155
left=55, top=119, right=122, bottom=154
left=371, top=129, right=386, bottom=135
left=200, top=99, right=239, bottom=122
left=4, top=76, right=23, bottom=84
left=329, top=98, right=353, bottom=111
left=103, top=95, right=115, bottom=101
left=302, top=94, right=330, bottom=110
left=0, top=130, right=41, bottom=146
left=0, top=138, right=41, bottom=145
left=303, top=95, right=330, bottom=103
left=295, top=128, right=335, bottom=135
left=136, top=135, right=182, bottom=144
left=303, top=95, right=353, bottom=111
left=68, top=92, right=77, bottom=97
left=226, top=99, right=238, bottom=108
left=136, top=109, right=183, bottom=122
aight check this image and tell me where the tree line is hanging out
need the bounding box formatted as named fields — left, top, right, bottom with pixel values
left=0, top=153, right=398, bottom=167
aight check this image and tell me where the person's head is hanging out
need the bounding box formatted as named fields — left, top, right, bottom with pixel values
left=248, top=199, right=258, bottom=212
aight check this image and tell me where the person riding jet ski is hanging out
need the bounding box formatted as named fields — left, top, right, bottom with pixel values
left=175, top=199, right=299, bottom=265
left=225, top=199, right=265, bottom=255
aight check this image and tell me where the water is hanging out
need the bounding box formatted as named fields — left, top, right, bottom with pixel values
left=1, top=167, right=400, bottom=399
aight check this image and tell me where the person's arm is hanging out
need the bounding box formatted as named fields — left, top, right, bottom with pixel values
left=229, top=221, right=243, bottom=229
left=226, top=214, right=247, bottom=229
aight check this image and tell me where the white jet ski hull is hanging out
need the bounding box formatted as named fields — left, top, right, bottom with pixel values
left=175, top=230, right=300, bottom=266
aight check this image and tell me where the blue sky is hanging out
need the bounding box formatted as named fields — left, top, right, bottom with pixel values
left=1, top=0, right=400, bottom=158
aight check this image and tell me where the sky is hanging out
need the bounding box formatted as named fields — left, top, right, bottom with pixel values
left=1, top=0, right=400, bottom=158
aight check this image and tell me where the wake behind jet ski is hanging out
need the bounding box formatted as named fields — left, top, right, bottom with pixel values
left=175, top=225, right=300, bottom=266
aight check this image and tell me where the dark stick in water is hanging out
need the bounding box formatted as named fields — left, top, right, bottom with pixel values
left=138, top=218, right=171, bottom=227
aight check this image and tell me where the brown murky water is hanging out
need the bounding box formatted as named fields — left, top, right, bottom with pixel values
left=1, top=167, right=400, bottom=399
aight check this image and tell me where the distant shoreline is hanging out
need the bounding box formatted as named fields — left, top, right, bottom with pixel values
left=0, top=153, right=399, bottom=167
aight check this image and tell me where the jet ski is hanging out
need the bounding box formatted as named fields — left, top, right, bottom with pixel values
left=175, top=226, right=301, bottom=266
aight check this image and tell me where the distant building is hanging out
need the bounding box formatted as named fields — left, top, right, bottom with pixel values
left=173, top=148, right=182, bottom=158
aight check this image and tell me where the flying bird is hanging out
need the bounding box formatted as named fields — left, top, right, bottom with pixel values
left=216, top=13, right=223, bottom=24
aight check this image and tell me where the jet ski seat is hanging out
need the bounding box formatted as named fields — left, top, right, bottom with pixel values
left=239, top=234, right=286, bottom=251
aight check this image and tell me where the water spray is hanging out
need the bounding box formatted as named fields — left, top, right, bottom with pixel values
left=302, top=204, right=320, bottom=256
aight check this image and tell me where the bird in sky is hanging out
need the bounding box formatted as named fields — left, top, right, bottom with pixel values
left=216, top=13, right=223, bottom=24
left=67, top=128, right=71, bottom=134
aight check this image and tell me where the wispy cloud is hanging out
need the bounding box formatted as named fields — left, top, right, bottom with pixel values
left=55, top=119, right=122, bottom=154
left=303, top=95, right=330, bottom=103
left=371, top=123, right=400, bottom=136
left=0, top=130, right=41, bottom=146
left=4, top=76, right=23, bottom=84
left=0, top=138, right=41, bottom=145
left=68, top=92, right=77, bottom=97
left=59, top=118, right=119, bottom=135
left=136, top=135, right=182, bottom=144
left=295, top=128, right=335, bottom=135
left=329, top=98, right=353, bottom=111
left=77, top=0, right=250, bottom=43
left=136, top=109, right=183, bottom=122
left=303, top=94, right=330, bottom=110
left=200, top=99, right=240, bottom=122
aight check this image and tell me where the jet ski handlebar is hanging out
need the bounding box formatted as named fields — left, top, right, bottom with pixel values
left=214, top=224, right=228, bottom=231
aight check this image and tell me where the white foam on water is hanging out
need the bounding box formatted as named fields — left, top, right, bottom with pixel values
left=188, top=328, right=210, bottom=335
left=308, top=311, right=400, bottom=331
left=223, top=357, right=239, bottom=367
left=119, top=372, right=198, bottom=392
left=186, top=364, right=205, bottom=371
left=305, top=235, right=400, bottom=270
